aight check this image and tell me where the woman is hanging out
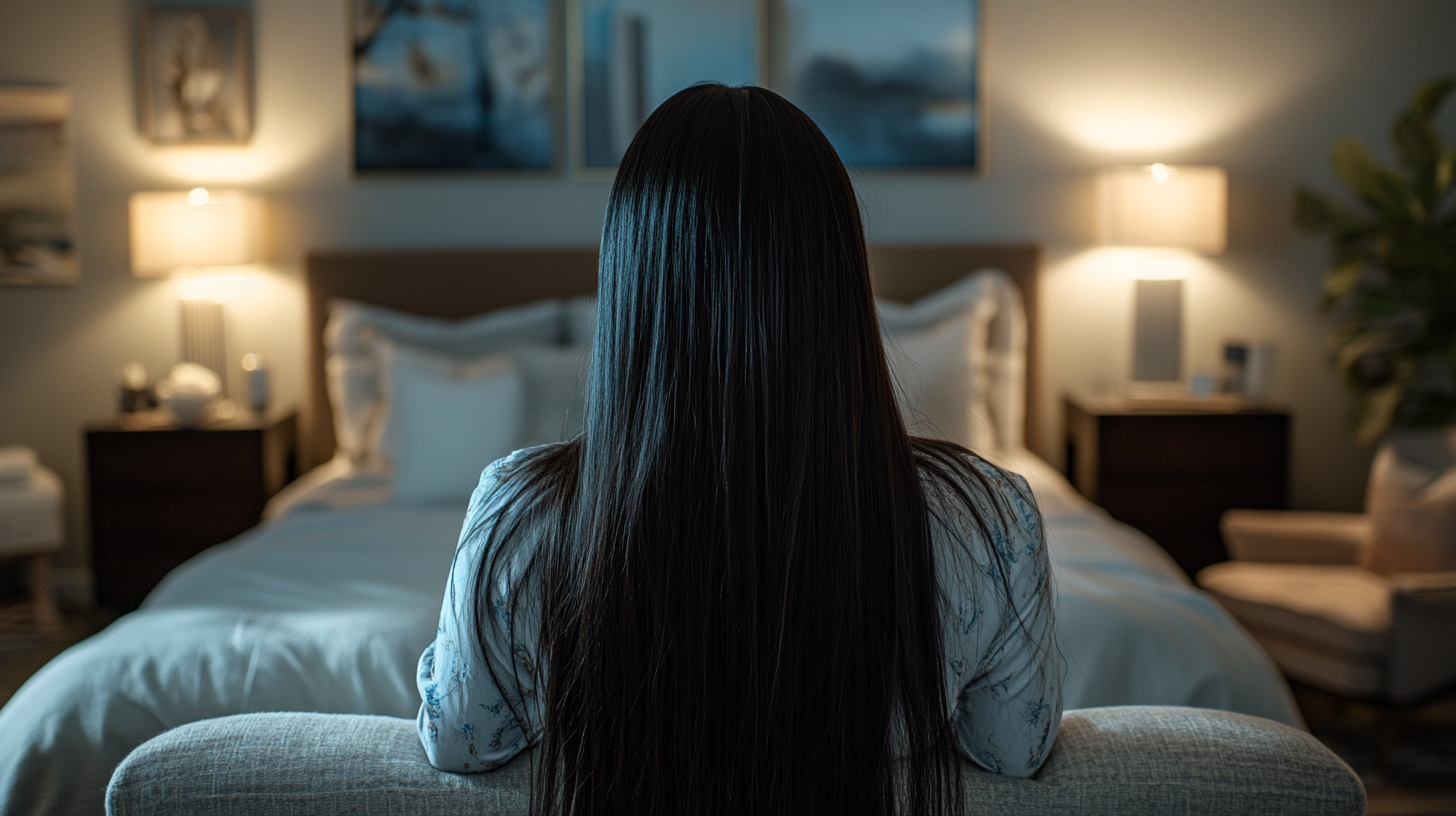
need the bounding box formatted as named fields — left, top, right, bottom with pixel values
left=417, top=84, right=1059, bottom=815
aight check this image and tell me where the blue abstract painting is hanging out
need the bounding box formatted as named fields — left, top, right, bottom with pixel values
left=353, top=0, right=553, bottom=171
left=582, top=0, right=756, bottom=168
left=783, top=0, right=979, bottom=168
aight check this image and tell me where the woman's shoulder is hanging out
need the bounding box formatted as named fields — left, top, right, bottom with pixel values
left=455, top=445, right=568, bottom=605
left=963, top=452, right=1035, bottom=503
left=481, top=443, right=563, bottom=485
left=918, top=447, right=1044, bottom=573
left=467, top=444, right=565, bottom=513
left=919, top=448, right=1036, bottom=518
left=457, top=443, right=568, bottom=563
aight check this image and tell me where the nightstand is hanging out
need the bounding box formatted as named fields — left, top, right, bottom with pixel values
left=1063, top=391, right=1289, bottom=578
left=85, top=407, right=297, bottom=611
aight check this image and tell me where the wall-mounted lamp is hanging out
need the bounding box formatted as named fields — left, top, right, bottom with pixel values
left=129, top=188, right=264, bottom=395
left=1096, top=164, right=1226, bottom=386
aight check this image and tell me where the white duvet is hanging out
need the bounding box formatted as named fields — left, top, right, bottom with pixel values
left=0, top=450, right=1299, bottom=816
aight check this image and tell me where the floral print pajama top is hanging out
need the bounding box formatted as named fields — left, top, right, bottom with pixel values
left=417, top=446, right=1061, bottom=777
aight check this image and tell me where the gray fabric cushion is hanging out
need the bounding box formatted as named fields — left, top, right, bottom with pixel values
left=107, top=707, right=1364, bottom=816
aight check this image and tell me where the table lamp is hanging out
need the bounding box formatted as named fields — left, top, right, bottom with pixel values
left=129, top=188, right=263, bottom=396
left=1096, top=164, right=1226, bottom=388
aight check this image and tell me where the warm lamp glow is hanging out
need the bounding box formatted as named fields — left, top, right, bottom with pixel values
left=1096, top=165, right=1227, bottom=254
left=129, top=189, right=263, bottom=277
left=174, top=272, right=251, bottom=303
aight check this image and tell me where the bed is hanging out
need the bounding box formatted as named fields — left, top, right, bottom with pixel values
left=0, top=245, right=1300, bottom=816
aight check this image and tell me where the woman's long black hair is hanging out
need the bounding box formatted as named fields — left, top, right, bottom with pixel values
left=472, top=84, right=1025, bottom=815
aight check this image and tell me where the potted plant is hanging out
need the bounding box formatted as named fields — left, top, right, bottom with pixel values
left=1295, top=75, right=1456, bottom=573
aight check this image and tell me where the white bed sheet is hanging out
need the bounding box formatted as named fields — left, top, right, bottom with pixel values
left=0, top=449, right=1299, bottom=816
left=993, top=449, right=1299, bottom=721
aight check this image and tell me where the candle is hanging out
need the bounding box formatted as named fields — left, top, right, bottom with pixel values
left=240, top=353, right=270, bottom=412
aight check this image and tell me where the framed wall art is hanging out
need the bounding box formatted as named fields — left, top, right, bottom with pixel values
left=579, top=0, right=757, bottom=168
left=139, top=8, right=253, bottom=144
left=349, top=0, right=980, bottom=173
left=353, top=0, right=555, bottom=171
left=777, top=0, right=981, bottom=169
left=0, top=86, right=79, bottom=286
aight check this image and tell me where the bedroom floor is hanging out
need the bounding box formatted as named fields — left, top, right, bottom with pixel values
left=0, top=604, right=112, bottom=703
left=1, top=609, right=1453, bottom=814
left=1291, top=682, right=1456, bottom=816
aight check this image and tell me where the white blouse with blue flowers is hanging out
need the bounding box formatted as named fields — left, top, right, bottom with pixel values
left=417, top=446, right=1061, bottom=777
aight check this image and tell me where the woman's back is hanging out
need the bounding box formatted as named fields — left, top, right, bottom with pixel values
left=420, top=444, right=1059, bottom=773
left=416, top=84, right=1059, bottom=815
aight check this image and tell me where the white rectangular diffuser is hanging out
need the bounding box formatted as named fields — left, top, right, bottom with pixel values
left=129, top=190, right=263, bottom=277
left=1097, top=165, right=1227, bottom=254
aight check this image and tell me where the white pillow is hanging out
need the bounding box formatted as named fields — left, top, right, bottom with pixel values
left=377, top=338, right=524, bottom=505
left=883, top=310, right=990, bottom=450
left=325, top=354, right=380, bottom=464
left=324, top=298, right=564, bottom=466
left=326, top=298, right=564, bottom=357
left=877, top=269, right=1025, bottom=452
left=512, top=344, right=590, bottom=448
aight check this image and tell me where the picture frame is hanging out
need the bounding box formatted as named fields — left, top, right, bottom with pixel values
left=347, top=0, right=980, bottom=174
left=576, top=0, right=758, bottom=170
left=352, top=0, right=558, bottom=172
left=776, top=0, right=981, bottom=170
left=139, top=8, right=253, bottom=145
left=0, top=86, right=80, bottom=286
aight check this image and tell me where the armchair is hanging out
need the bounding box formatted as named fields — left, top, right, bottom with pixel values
left=1198, top=509, right=1456, bottom=704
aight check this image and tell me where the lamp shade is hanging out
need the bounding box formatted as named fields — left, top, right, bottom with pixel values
left=129, top=189, right=263, bottom=277
left=1096, top=165, right=1227, bottom=254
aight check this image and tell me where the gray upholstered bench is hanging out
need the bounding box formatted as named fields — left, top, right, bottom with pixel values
left=106, top=706, right=1364, bottom=815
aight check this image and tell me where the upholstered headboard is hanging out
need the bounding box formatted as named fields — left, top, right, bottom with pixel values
left=303, top=244, right=1042, bottom=470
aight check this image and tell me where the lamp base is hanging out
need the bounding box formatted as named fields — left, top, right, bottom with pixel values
left=1133, top=278, right=1182, bottom=382
left=1128, top=380, right=1188, bottom=401
left=180, top=299, right=227, bottom=397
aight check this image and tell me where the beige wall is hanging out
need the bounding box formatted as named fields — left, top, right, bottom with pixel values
left=2, top=0, right=1453, bottom=589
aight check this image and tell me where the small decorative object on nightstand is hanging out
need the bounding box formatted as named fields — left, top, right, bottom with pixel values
left=240, top=352, right=269, bottom=412
left=85, top=408, right=296, bottom=611
left=1064, top=390, right=1290, bottom=577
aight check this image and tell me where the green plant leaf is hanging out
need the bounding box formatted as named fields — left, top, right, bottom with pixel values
left=1393, top=112, right=1440, bottom=194
left=1335, top=331, right=1393, bottom=381
left=1331, top=138, right=1422, bottom=222
left=1406, top=76, right=1456, bottom=124
left=1294, top=188, right=1367, bottom=234
left=1321, top=258, right=1365, bottom=307
left=1393, top=77, right=1455, bottom=205
left=1436, top=147, right=1456, bottom=202
left=1353, top=382, right=1404, bottom=444
left=1331, top=138, right=1382, bottom=199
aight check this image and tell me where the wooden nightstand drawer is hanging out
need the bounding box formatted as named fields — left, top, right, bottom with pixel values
left=90, top=495, right=264, bottom=544
left=1064, top=393, right=1289, bottom=577
left=85, top=409, right=296, bottom=610
left=1098, top=414, right=1289, bottom=478
left=87, top=431, right=263, bottom=490
left=1099, top=477, right=1286, bottom=525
